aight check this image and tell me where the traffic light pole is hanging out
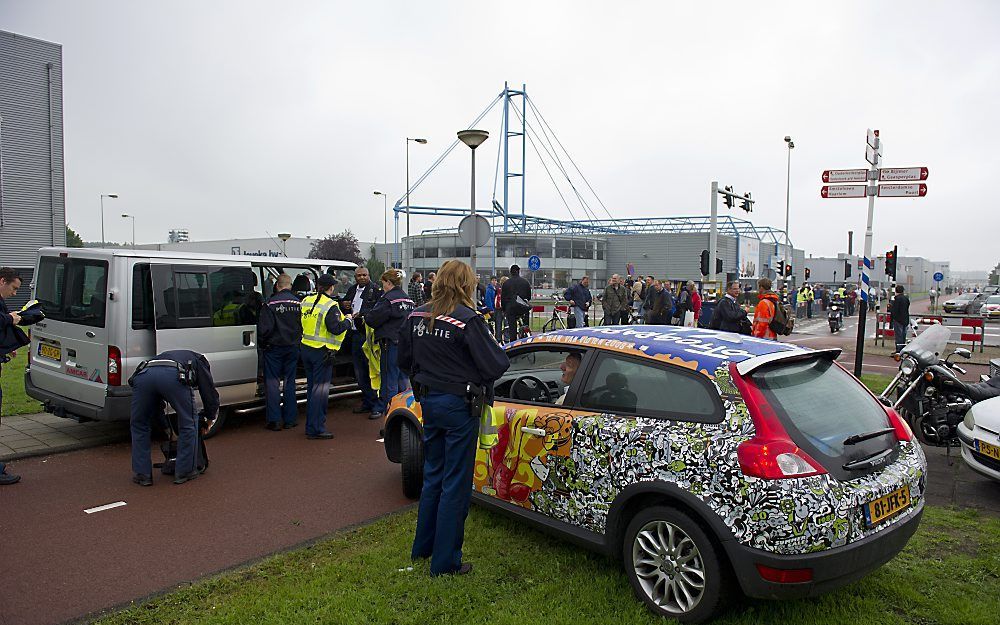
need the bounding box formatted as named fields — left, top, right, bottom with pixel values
left=709, top=181, right=719, bottom=291
left=854, top=181, right=876, bottom=377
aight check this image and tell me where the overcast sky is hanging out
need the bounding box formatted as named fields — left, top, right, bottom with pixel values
left=3, top=0, right=998, bottom=270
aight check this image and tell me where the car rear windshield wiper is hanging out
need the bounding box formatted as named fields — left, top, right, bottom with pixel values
left=843, top=428, right=896, bottom=446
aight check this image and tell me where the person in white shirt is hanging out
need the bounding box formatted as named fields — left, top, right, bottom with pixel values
left=555, top=352, right=582, bottom=405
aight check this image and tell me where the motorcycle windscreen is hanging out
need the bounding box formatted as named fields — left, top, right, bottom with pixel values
left=900, top=323, right=950, bottom=367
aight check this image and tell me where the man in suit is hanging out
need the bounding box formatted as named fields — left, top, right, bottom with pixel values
left=342, top=267, right=383, bottom=416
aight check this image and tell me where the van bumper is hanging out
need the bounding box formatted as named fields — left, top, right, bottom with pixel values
left=726, top=501, right=923, bottom=599
left=24, top=370, right=131, bottom=422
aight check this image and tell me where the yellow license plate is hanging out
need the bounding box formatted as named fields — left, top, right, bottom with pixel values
left=975, top=439, right=1000, bottom=461
left=864, top=485, right=912, bottom=527
left=38, top=343, right=62, bottom=362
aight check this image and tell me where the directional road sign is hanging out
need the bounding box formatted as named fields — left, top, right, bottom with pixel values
left=867, top=128, right=880, bottom=149
left=527, top=255, right=541, bottom=271
left=822, top=168, right=869, bottom=183
left=821, top=185, right=868, bottom=199
left=878, top=167, right=929, bottom=182
left=934, top=272, right=944, bottom=282
left=877, top=183, right=927, bottom=198
left=865, top=143, right=883, bottom=166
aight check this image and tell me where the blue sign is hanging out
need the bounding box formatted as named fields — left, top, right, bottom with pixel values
left=933, top=272, right=944, bottom=282
left=527, top=255, right=541, bottom=271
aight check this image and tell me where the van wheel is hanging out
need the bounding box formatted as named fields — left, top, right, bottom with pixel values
left=622, top=506, right=729, bottom=623
left=202, top=409, right=228, bottom=439
left=400, top=420, right=424, bottom=499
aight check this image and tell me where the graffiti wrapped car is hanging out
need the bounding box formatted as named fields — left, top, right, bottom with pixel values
left=382, top=325, right=926, bottom=622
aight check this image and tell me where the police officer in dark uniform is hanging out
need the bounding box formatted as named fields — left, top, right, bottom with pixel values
left=129, top=349, right=219, bottom=486
left=364, top=269, right=414, bottom=418
left=257, top=273, right=302, bottom=430
left=399, top=260, right=510, bottom=576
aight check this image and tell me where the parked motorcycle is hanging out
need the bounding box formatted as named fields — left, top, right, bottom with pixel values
left=828, top=299, right=844, bottom=333
left=879, top=324, right=1000, bottom=446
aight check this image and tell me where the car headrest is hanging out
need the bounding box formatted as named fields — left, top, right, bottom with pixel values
left=606, top=372, right=628, bottom=390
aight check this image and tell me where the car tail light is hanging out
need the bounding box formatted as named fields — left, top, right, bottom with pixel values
left=886, top=407, right=912, bottom=442
left=108, top=346, right=122, bottom=386
left=755, top=563, right=813, bottom=583
left=730, top=362, right=826, bottom=480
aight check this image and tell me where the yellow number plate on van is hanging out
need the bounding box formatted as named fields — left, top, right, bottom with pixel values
left=864, top=485, right=911, bottom=527
left=975, top=439, right=1000, bottom=461
left=38, top=343, right=62, bottom=362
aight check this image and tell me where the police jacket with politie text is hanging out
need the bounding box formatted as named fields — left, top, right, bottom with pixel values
left=398, top=303, right=510, bottom=397
left=257, top=289, right=302, bottom=348
left=364, top=286, right=414, bottom=343
left=148, top=350, right=221, bottom=418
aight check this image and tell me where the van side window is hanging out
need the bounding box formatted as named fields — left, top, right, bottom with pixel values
left=175, top=272, right=212, bottom=319
left=208, top=267, right=259, bottom=326
left=131, top=264, right=154, bottom=329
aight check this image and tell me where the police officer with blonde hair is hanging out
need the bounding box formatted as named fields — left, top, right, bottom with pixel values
left=300, top=274, right=351, bottom=439
left=364, top=268, right=414, bottom=418
left=399, top=259, right=510, bottom=576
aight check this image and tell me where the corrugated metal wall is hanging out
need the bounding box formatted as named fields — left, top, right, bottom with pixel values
left=0, top=30, right=66, bottom=305
left=606, top=233, right=738, bottom=282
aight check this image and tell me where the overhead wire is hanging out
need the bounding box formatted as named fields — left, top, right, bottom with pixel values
left=527, top=96, right=615, bottom=221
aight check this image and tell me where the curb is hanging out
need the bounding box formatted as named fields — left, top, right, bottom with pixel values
left=0, top=432, right=131, bottom=463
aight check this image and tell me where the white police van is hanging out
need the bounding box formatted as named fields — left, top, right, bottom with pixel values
left=24, top=248, right=357, bottom=435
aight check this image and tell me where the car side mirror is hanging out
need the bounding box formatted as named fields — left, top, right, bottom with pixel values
left=954, top=348, right=972, bottom=360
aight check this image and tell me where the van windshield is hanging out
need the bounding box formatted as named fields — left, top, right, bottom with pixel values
left=35, top=256, right=109, bottom=328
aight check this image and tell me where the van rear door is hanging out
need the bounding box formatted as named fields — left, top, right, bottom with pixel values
left=29, top=254, right=112, bottom=410
left=149, top=264, right=259, bottom=405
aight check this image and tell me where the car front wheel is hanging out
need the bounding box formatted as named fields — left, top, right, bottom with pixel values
left=623, top=506, right=729, bottom=623
left=400, top=420, right=424, bottom=500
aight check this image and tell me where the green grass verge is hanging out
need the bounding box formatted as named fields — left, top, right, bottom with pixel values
left=1, top=350, right=41, bottom=417
left=96, top=505, right=1000, bottom=625
left=860, top=374, right=892, bottom=395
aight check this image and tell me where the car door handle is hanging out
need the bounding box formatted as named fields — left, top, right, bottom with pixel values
left=243, top=330, right=255, bottom=347
left=520, top=427, right=546, bottom=437
left=86, top=331, right=96, bottom=338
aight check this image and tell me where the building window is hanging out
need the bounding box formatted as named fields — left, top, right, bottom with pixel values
left=572, top=239, right=593, bottom=260
left=555, top=239, right=572, bottom=259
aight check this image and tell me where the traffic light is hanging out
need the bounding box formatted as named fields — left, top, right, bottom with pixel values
left=700, top=249, right=709, bottom=276
left=885, top=246, right=898, bottom=280
left=844, top=259, right=852, bottom=279
left=723, top=185, right=735, bottom=209
left=740, top=192, right=752, bottom=213
left=805, top=267, right=811, bottom=280
left=784, top=263, right=793, bottom=277
left=716, top=258, right=723, bottom=274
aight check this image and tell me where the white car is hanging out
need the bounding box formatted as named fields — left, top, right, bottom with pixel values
left=957, top=395, right=1000, bottom=481
left=980, top=295, right=1000, bottom=319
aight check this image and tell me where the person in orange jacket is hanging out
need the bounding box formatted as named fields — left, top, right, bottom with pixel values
left=752, top=277, right=781, bottom=340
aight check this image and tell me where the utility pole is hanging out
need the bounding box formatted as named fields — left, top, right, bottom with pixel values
left=709, top=181, right=718, bottom=290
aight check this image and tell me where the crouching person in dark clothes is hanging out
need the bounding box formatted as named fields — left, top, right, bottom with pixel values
left=128, top=350, right=219, bottom=486
left=398, top=260, right=510, bottom=576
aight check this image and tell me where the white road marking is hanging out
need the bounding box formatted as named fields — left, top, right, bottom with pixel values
left=84, top=501, right=127, bottom=514
left=376, top=438, right=384, bottom=443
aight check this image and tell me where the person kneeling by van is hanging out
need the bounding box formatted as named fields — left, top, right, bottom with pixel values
left=128, top=350, right=219, bottom=486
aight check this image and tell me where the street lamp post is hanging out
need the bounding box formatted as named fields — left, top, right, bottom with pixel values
left=120, top=213, right=135, bottom=248
left=405, top=137, right=427, bottom=275
left=458, top=130, right=490, bottom=274
left=374, top=190, right=388, bottom=267
left=785, top=135, right=795, bottom=245
left=100, top=193, right=119, bottom=247
left=277, top=232, right=291, bottom=257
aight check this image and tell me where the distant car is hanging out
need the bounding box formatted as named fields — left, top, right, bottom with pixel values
left=943, top=292, right=987, bottom=314
left=980, top=295, right=1000, bottom=319
left=382, top=325, right=925, bottom=622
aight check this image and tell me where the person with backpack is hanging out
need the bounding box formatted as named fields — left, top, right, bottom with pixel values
left=753, top=277, right=787, bottom=340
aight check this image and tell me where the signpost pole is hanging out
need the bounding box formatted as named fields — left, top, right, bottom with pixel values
left=709, top=181, right=718, bottom=293
left=854, top=178, right=877, bottom=377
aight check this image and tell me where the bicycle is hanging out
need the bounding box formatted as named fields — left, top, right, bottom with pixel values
left=541, top=294, right=569, bottom=332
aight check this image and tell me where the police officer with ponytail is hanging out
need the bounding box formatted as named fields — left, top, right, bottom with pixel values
left=398, top=260, right=510, bottom=576
left=364, top=269, right=414, bottom=418
left=299, top=273, right=351, bottom=439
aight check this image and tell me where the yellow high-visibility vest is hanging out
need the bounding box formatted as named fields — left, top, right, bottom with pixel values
left=362, top=324, right=382, bottom=390
left=300, top=294, right=346, bottom=351
left=213, top=302, right=241, bottom=326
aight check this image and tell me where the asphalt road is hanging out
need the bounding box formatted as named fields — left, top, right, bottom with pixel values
left=0, top=405, right=411, bottom=625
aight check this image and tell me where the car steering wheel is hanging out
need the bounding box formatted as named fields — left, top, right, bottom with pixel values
left=511, top=375, right=554, bottom=404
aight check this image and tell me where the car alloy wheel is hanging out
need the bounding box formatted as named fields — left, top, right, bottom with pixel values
left=623, top=506, right=727, bottom=623
left=633, top=519, right=706, bottom=614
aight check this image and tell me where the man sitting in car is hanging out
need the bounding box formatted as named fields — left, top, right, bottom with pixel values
left=555, top=352, right=582, bottom=405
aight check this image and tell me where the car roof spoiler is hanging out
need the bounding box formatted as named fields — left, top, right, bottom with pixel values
left=736, top=348, right=842, bottom=377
